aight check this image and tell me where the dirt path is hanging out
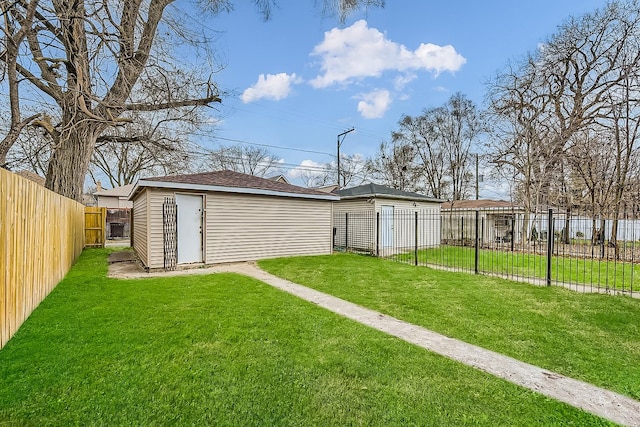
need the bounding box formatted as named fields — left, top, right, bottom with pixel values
left=109, top=260, right=640, bottom=426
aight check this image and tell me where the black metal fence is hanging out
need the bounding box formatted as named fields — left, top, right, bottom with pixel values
left=333, top=208, right=640, bottom=297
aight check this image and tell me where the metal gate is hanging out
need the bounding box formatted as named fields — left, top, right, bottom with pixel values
left=162, top=197, right=177, bottom=271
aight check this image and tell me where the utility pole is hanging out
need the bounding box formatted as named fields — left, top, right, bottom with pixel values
left=336, top=128, right=355, bottom=190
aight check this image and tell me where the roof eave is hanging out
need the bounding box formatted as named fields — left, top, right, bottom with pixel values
left=129, top=179, right=340, bottom=201
left=338, top=193, right=444, bottom=203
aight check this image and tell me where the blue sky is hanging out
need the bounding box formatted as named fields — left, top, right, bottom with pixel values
left=182, top=0, right=606, bottom=197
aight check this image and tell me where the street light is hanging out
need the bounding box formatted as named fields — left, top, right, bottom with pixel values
left=336, top=128, right=354, bottom=190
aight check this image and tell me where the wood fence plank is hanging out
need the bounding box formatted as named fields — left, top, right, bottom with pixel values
left=0, top=169, right=85, bottom=350
left=0, top=173, right=7, bottom=348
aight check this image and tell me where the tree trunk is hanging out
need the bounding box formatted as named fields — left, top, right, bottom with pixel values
left=45, top=122, right=99, bottom=202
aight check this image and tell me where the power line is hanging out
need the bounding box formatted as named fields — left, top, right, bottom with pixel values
left=207, top=135, right=335, bottom=157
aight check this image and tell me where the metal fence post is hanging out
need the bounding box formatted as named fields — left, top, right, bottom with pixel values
left=601, top=219, right=606, bottom=259
left=475, top=210, right=479, bottom=274
left=415, top=211, right=418, bottom=266
left=345, top=212, right=349, bottom=252
left=546, top=209, right=553, bottom=286
left=511, top=216, right=515, bottom=252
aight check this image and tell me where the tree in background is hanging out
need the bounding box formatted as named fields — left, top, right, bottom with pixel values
left=365, top=140, right=419, bottom=192
left=207, top=144, right=283, bottom=177
left=89, top=110, right=203, bottom=187
left=0, top=0, right=220, bottom=201
left=488, top=0, right=640, bottom=247
left=0, top=0, right=383, bottom=201
left=485, top=56, right=563, bottom=239
left=337, top=153, right=369, bottom=188
left=374, top=93, right=481, bottom=200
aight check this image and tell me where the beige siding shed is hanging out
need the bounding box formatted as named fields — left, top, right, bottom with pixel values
left=129, top=170, right=337, bottom=270
left=334, top=183, right=442, bottom=255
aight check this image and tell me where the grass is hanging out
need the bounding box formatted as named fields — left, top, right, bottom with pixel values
left=395, top=245, right=640, bottom=291
left=0, top=250, right=611, bottom=425
left=259, top=252, right=640, bottom=402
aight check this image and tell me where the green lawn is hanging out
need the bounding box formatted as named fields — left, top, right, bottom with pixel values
left=395, top=245, right=640, bottom=292
left=259, top=253, right=640, bottom=402
left=0, top=250, right=610, bottom=425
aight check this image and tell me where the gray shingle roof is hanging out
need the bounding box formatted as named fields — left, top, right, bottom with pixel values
left=337, top=183, right=443, bottom=202
left=137, top=170, right=337, bottom=199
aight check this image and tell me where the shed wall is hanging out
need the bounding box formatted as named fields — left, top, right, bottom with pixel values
left=205, top=193, right=333, bottom=263
left=134, top=188, right=334, bottom=269
left=333, top=199, right=373, bottom=212
left=132, top=189, right=149, bottom=266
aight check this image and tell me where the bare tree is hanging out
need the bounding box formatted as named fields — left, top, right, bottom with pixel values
left=541, top=1, right=640, bottom=247
left=89, top=103, right=215, bottom=186
left=297, top=163, right=335, bottom=188
left=487, top=1, right=640, bottom=247
left=207, top=144, right=283, bottom=177
left=392, top=114, right=447, bottom=199
left=365, top=140, right=419, bottom=191
left=0, top=0, right=39, bottom=164
left=0, top=0, right=221, bottom=200
left=4, top=125, right=51, bottom=175
left=296, top=154, right=367, bottom=189
left=440, top=93, right=482, bottom=200
left=90, top=137, right=189, bottom=188
left=566, top=129, right=617, bottom=242
left=393, top=93, right=481, bottom=200
left=486, top=57, right=563, bottom=218
left=0, top=0, right=382, bottom=201
left=338, top=152, right=368, bottom=188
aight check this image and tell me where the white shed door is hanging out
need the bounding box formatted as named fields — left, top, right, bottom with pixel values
left=176, top=194, right=203, bottom=264
left=381, top=205, right=394, bottom=248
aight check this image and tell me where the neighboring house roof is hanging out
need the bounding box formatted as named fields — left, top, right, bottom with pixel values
left=267, top=174, right=290, bottom=184
left=16, top=170, right=45, bottom=186
left=442, top=199, right=521, bottom=210
left=130, top=170, right=339, bottom=201
left=314, top=184, right=339, bottom=193
left=337, top=183, right=443, bottom=203
left=94, top=183, right=135, bottom=198
left=442, top=199, right=569, bottom=214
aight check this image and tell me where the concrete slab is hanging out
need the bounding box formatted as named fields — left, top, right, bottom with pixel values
left=107, top=250, right=136, bottom=264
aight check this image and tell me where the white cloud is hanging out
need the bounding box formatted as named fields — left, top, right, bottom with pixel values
left=394, top=73, right=417, bottom=90
left=355, top=90, right=391, bottom=119
left=309, top=20, right=466, bottom=88
left=241, top=73, right=302, bottom=103
left=288, top=159, right=326, bottom=179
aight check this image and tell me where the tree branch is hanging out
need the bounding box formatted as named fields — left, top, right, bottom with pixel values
left=122, top=94, right=221, bottom=112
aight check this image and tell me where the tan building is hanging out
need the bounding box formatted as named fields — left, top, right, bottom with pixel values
left=441, top=199, right=526, bottom=245
left=92, top=183, right=134, bottom=239
left=334, top=183, right=443, bottom=255
left=94, top=182, right=134, bottom=209
left=128, top=170, right=338, bottom=270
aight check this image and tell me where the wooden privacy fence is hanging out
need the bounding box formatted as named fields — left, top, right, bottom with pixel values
left=0, top=168, right=85, bottom=350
